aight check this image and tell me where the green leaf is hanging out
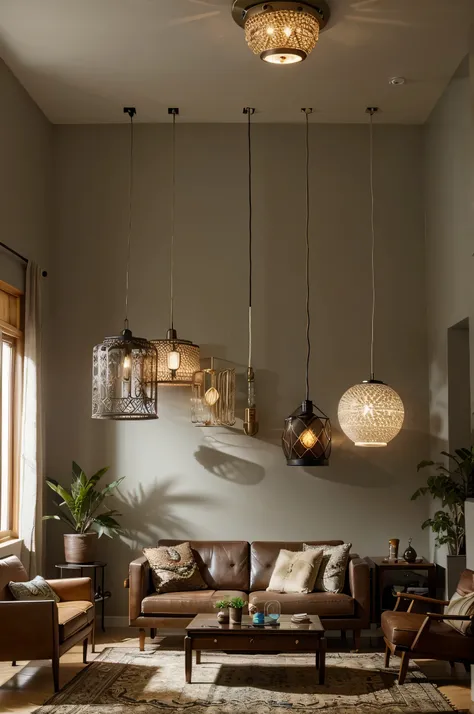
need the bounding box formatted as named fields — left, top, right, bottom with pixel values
left=417, top=460, right=435, bottom=472
left=88, top=467, right=110, bottom=488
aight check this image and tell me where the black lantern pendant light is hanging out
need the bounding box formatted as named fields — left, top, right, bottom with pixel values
left=92, top=108, right=158, bottom=420
left=281, top=109, right=331, bottom=465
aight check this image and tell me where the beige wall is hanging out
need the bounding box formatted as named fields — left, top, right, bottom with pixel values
left=423, top=57, right=474, bottom=571
left=48, top=121, right=429, bottom=617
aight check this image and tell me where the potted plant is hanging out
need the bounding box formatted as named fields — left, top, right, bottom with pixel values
left=214, top=599, right=230, bottom=624
left=229, top=596, right=247, bottom=625
left=412, top=447, right=474, bottom=594
left=44, top=462, right=124, bottom=564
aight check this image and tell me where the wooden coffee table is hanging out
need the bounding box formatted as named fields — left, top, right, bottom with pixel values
left=184, top=614, right=326, bottom=684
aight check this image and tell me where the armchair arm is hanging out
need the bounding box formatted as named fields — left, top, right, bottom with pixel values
left=426, top=612, right=474, bottom=622
left=411, top=611, right=474, bottom=651
left=349, top=557, right=370, bottom=627
left=394, top=592, right=448, bottom=613
left=0, top=600, right=57, bottom=661
left=47, top=577, right=94, bottom=603
left=129, top=555, right=151, bottom=623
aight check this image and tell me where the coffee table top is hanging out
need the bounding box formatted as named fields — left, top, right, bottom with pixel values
left=186, top=614, right=324, bottom=634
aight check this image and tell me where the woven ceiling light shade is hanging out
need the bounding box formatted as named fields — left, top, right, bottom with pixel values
left=337, top=381, right=404, bottom=447
left=232, top=1, right=330, bottom=65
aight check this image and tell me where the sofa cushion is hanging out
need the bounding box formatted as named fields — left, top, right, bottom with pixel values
left=57, top=601, right=94, bottom=642
left=445, top=591, right=474, bottom=635
left=0, top=555, right=28, bottom=601
left=382, top=609, right=474, bottom=660
left=381, top=610, right=425, bottom=648
left=159, top=541, right=249, bottom=591
left=267, top=549, right=323, bottom=594
left=141, top=590, right=248, bottom=615
left=9, top=575, right=60, bottom=603
left=249, top=590, right=354, bottom=616
left=303, top=543, right=352, bottom=593
left=144, top=543, right=208, bottom=593
left=250, top=541, right=344, bottom=592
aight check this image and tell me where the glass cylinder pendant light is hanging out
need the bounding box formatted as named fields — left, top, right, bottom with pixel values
left=337, top=108, right=404, bottom=447
left=281, top=109, right=331, bottom=466
left=151, top=108, right=200, bottom=385
left=92, top=108, right=158, bottom=420
left=191, top=357, right=236, bottom=427
left=243, top=107, right=258, bottom=437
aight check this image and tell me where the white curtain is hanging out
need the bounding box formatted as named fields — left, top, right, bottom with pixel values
left=19, top=262, right=43, bottom=576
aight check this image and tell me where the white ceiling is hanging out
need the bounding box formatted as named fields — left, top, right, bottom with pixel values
left=0, top=0, right=473, bottom=124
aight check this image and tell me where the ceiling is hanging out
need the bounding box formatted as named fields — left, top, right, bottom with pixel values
left=0, top=0, right=473, bottom=124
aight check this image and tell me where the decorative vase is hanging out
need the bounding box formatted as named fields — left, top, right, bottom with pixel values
left=217, top=609, right=229, bottom=624
left=64, top=532, right=98, bottom=564
left=388, top=538, right=399, bottom=561
left=229, top=607, right=243, bottom=625
left=403, top=538, right=417, bottom=563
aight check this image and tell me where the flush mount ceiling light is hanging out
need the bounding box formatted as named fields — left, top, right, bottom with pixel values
left=337, top=108, right=404, bottom=447
left=92, top=108, right=158, bottom=420
left=232, top=0, right=330, bottom=65
left=151, top=108, right=200, bottom=386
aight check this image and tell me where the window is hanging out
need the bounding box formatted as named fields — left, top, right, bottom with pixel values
left=0, top=280, right=22, bottom=541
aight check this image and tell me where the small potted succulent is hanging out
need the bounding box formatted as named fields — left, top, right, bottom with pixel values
left=229, top=596, right=247, bottom=625
left=43, top=462, right=124, bottom=564
left=214, top=599, right=230, bottom=624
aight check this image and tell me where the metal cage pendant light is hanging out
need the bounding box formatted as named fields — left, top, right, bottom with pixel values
left=151, top=108, right=200, bottom=385
left=191, top=357, right=236, bottom=427
left=282, top=109, right=331, bottom=466
left=337, top=108, right=404, bottom=447
left=92, top=108, right=158, bottom=420
left=243, top=107, right=258, bottom=437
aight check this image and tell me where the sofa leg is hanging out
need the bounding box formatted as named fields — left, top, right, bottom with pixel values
left=52, top=655, right=60, bottom=693
left=340, top=630, right=347, bottom=643
left=397, top=652, right=409, bottom=685
left=150, top=628, right=156, bottom=640
left=352, top=630, right=361, bottom=652
left=463, top=662, right=470, bottom=673
left=83, top=637, right=88, bottom=664
left=139, top=628, right=146, bottom=652
left=11, top=661, right=16, bottom=666
left=384, top=646, right=390, bottom=667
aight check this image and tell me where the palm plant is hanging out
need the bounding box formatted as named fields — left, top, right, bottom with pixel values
left=411, top=447, right=474, bottom=556
left=43, top=462, right=124, bottom=538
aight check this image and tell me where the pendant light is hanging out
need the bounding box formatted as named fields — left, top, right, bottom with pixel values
left=281, top=109, right=331, bottom=466
left=232, top=1, right=330, bottom=65
left=337, top=108, right=404, bottom=447
left=151, top=108, right=200, bottom=385
left=243, top=107, right=258, bottom=437
left=92, top=108, right=158, bottom=420
left=191, top=357, right=236, bottom=427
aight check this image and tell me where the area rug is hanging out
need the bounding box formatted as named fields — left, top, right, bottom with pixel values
left=34, top=648, right=457, bottom=713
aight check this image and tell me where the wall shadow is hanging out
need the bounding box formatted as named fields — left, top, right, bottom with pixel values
left=194, top=444, right=265, bottom=485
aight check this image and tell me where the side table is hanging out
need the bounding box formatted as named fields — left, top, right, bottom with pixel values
left=366, top=557, right=437, bottom=623
left=55, top=561, right=109, bottom=646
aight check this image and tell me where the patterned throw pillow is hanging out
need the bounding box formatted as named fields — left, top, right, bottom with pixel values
left=303, top=543, right=352, bottom=593
left=9, top=575, right=60, bottom=602
left=266, top=548, right=324, bottom=594
left=445, top=591, right=474, bottom=635
left=143, top=542, right=208, bottom=594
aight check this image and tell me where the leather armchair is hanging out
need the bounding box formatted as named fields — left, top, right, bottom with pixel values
left=381, top=569, right=474, bottom=684
left=0, top=555, right=95, bottom=692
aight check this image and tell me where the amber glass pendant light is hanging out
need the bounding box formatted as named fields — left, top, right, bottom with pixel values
left=92, top=108, right=158, bottom=420
left=243, top=107, right=258, bottom=436
left=151, top=108, right=200, bottom=385
left=281, top=109, right=331, bottom=465
left=337, top=108, right=404, bottom=446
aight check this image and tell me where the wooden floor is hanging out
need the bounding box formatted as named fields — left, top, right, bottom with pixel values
left=0, top=629, right=472, bottom=712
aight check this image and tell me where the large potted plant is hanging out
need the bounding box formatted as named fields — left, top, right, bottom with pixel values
left=412, top=447, right=474, bottom=595
left=44, top=462, right=124, bottom=564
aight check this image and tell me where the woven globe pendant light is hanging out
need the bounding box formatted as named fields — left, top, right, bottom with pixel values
left=151, top=108, right=200, bottom=386
left=337, top=108, right=404, bottom=447
left=92, top=108, right=158, bottom=420
left=281, top=109, right=331, bottom=466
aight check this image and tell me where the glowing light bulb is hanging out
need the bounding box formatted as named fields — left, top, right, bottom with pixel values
left=167, top=350, right=181, bottom=371
left=122, top=354, right=132, bottom=381
left=300, top=428, right=317, bottom=449
left=204, top=387, right=219, bottom=406
left=266, top=25, right=274, bottom=35
left=283, top=26, right=292, bottom=37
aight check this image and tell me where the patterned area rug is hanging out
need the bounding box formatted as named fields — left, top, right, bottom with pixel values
left=34, top=648, right=457, bottom=713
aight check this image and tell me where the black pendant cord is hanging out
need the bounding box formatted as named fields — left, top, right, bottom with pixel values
left=123, top=107, right=136, bottom=331
left=367, top=107, right=378, bottom=381
left=169, top=109, right=178, bottom=332
left=243, top=107, right=255, bottom=369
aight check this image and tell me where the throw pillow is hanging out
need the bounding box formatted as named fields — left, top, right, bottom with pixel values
left=266, top=548, right=323, bottom=594
left=8, top=575, right=60, bottom=602
left=445, top=590, right=474, bottom=635
left=303, top=543, right=352, bottom=593
left=143, top=542, right=208, bottom=594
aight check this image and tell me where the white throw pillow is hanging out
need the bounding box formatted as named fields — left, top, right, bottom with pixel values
left=303, top=543, right=352, bottom=593
left=266, top=549, right=323, bottom=594
left=445, top=591, right=474, bottom=635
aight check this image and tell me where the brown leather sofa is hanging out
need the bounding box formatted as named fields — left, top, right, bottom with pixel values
left=128, top=540, right=370, bottom=651
left=0, top=555, right=95, bottom=691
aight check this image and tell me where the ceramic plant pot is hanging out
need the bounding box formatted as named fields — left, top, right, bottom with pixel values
left=229, top=607, right=243, bottom=625
left=64, top=532, right=98, bottom=564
